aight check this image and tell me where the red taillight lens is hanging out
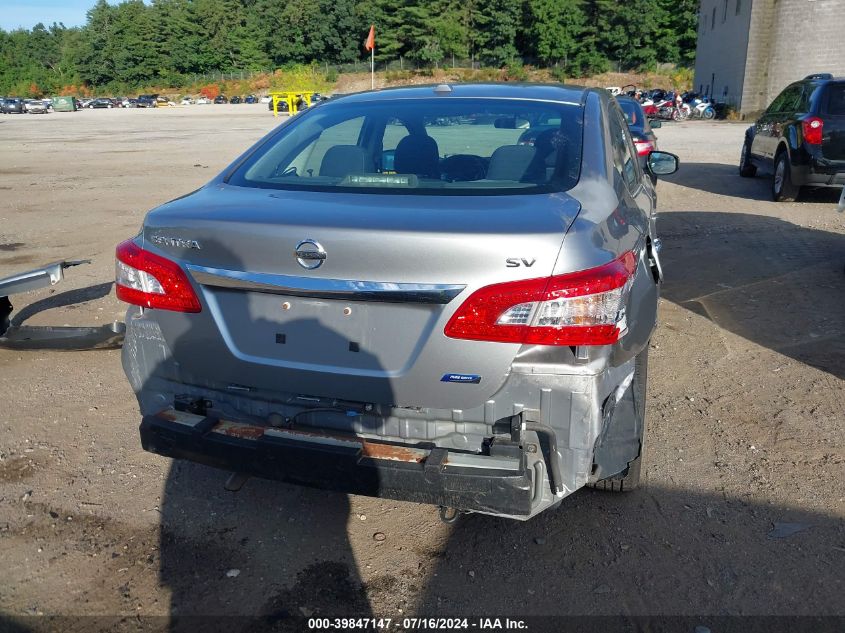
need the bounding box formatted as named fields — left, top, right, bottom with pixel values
left=115, top=240, right=201, bottom=313
left=802, top=117, right=823, bottom=145
left=444, top=252, right=637, bottom=346
left=634, top=140, right=655, bottom=156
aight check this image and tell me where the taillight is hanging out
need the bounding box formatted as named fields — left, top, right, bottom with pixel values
left=115, top=240, right=201, bottom=313
left=634, top=140, right=655, bottom=156
left=802, top=117, right=823, bottom=145
left=444, top=252, right=638, bottom=346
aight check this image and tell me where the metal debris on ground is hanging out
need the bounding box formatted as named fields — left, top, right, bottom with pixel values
left=768, top=522, right=813, bottom=539
left=0, top=259, right=124, bottom=350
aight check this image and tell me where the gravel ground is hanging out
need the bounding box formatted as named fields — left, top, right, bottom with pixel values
left=0, top=105, right=843, bottom=630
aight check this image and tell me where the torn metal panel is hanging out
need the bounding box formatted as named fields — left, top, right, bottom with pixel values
left=0, top=260, right=90, bottom=297
left=0, top=258, right=124, bottom=350
left=0, top=322, right=125, bottom=350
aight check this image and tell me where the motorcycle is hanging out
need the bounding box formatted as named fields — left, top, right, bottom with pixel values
left=690, top=97, right=716, bottom=119
left=640, top=97, right=659, bottom=119
left=654, top=96, right=691, bottom=121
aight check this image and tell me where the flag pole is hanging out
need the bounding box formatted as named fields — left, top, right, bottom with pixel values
left=371, top=43, right=375, bottom=90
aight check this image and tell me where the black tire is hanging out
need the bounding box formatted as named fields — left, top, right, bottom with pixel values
left=772, top=150, right=800, bottom=202
left=591, top=348, right=648, bottom=492
left=739, top=138, right=757, bottom=177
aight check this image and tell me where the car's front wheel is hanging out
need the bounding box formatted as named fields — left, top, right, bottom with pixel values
left=591, top=347, right=648, bottom=492
left=772, top=151, right=799, bottom=202
left=739, top=138, right=757, bottom=177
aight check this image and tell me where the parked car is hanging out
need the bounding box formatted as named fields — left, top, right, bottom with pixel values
left=116, top=84, right=678, bottom=521
left=259, top=95, right=271, bottom=104
left=230, top=95, right=242, bottom=104
left=24, top=99, right=49, bottom=114
left=617, top=95, right=661, bottom=184
left=740, top=73, right=845, bottom=201
left=195, top=97, right=211, bottom=105
left=2, top=97, right=25, bottom=114
left=267, top=97, right=289, bottom=112
left=87, top=97, right=117, bottom=109
left=136, top=94, right=157, bottom=108
left=180, top=97, right=195, bottom=105
left=244, top=94, right=258, bottom=104
left=125, top=98, right=139, bottom=108
left=213, top=95, right=228, bottom=104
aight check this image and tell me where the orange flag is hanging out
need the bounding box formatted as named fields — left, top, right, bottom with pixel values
left=364, top=25, right=375, bottom=51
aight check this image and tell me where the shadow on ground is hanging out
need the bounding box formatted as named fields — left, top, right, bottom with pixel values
left=152, top=468, right=844, bottom=626
left=657, top=211, right=845, bottom=379
left=662, top=162, right=844, bottom=203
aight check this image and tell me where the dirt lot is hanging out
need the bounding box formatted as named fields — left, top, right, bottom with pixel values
left=1, top=105, right=843, bottom=630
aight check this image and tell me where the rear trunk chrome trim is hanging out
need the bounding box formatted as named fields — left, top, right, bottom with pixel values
left=186, top=264, right=465, bottom=304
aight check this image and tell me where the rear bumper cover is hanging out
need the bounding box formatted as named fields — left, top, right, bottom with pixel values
left=791, top=152, right=845, bottom=187
left=140, top=409, right=536, bottom=516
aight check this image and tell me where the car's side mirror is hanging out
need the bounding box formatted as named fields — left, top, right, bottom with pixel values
left=647, top=151, right=679, bottom=176
left=650, top=120, right=662, bottom=128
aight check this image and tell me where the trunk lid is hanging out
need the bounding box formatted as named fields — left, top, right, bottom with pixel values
left=143, top=184, right=580, bottom=410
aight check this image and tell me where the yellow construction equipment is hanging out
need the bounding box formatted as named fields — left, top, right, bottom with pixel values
left=269, top=91, right=313, bottom=117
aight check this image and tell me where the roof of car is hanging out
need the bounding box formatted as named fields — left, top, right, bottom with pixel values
left=332, top=83, right=592, bottom=106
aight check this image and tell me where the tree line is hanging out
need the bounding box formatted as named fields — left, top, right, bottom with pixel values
left=0, top=0, right=698, bottom=95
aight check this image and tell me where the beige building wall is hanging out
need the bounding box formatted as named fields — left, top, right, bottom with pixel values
left=693, top=0, right=753, bottom=106
left=695, top=0, right=845, bottom=116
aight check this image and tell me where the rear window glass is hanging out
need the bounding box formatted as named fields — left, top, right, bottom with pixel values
left=228, top=98, right=583, bottom=195
left=825, top=84, right=845, bottom=115
left=617, top=100, right=639, bottom=124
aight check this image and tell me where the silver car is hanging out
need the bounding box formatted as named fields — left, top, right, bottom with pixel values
left=117, top=84, right=678, bottom=520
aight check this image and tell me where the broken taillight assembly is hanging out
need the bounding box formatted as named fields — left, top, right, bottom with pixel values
left=444, top=252, right=637, bottom=346
left=115, top=240, right=201, bottom=313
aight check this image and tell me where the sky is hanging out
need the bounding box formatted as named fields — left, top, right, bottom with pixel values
left=0, top=0, right=124, bottom=31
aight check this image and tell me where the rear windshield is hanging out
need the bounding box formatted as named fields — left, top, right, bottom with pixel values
left=228, top=98, right=583, bottom=195
left=617, top=99, right=646, bottom=130
left=825, top=83, right=845, bottom=115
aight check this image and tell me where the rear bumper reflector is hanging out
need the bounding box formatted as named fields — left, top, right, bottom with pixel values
left=141, top=409, right=534, bottom=516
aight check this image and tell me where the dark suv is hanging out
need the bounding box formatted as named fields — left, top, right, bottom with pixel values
left=136, top=94, right=157, bottom=108
left=1, top=97, right=25, bottom=114
left=740, top=73, right=845, bottom=201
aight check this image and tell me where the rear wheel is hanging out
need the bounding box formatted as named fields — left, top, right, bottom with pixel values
left=591, top=348, right=648, bottom=492
left=703, top=107, right=715, bottom=120
left=772, top=151, right=799, bottom=202
left=739, top=138, right=757, bottom=177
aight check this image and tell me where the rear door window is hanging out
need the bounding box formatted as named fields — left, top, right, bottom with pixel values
left=608, top=107, right=640, bottom=191
left=767, top=85, right=802, bottom=114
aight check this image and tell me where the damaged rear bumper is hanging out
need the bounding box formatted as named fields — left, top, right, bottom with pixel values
left=140, top=409, right=538, bottom=517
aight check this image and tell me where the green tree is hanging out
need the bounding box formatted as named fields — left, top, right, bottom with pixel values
left=524, top=0, right=585, bottom=66
left=474, top=0, right=521, bottom=66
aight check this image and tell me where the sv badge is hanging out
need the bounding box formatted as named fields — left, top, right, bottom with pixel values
left=505, top=258, right=536, bottom=268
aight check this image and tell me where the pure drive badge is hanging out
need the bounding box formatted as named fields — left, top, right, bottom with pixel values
left=440, top=373, right=482, bottom=384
